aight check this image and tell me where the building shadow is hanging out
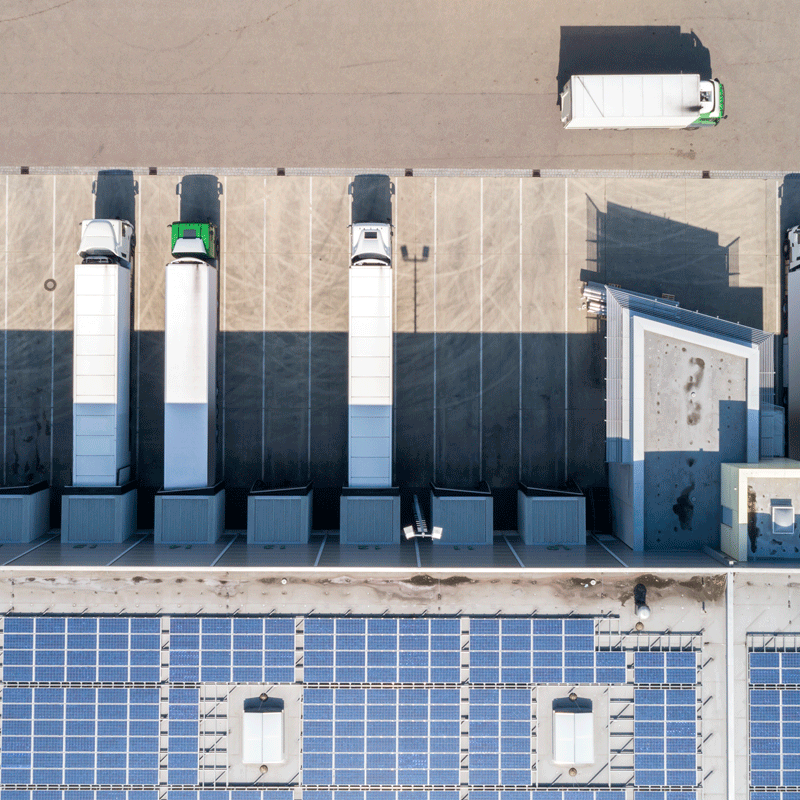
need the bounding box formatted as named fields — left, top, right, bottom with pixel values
left=581, top=197, right=763, bottom=330
left=2, top=329, right=608, bottom=534
left=557, top=26, right=712, bottom=99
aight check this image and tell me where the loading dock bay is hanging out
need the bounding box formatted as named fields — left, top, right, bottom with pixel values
left=0, top=172, right=781, bottom=533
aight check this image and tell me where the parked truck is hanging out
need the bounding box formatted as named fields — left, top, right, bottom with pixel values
left=73, top=219, right=134, bottom=487
left=163, top=221, right=220, bottom=491
left=348, top=175, right=393, bottom=488
left=560, top=74, right=724, bottom=130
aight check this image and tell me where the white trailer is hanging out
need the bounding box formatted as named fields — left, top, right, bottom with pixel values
left=348, top=223, right=393, bottom=488
left=790, top=264, right=800, bottom=460
left=72, top=219, right=134, bottom=486
left=560, top=74, right=724, bottom=130
left=163, top=258, right=218, bottom=491
left=62, top=219, right=137, bottom=544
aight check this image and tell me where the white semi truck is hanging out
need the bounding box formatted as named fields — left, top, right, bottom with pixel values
left=560, top=74, right=724, bottom=130
left=72, top=219, right=134, bottom=487
left=348, top=191, right=393, bottom=488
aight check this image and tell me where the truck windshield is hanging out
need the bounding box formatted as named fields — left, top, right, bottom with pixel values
left=352, top=253, right=391, bottom=266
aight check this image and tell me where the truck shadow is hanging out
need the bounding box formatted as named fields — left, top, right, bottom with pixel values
left=93, top=169, right=137, bottom=223
left=557, top=26, right=713, bottom=100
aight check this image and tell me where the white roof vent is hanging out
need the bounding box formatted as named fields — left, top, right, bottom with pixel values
left=772, top=504, right=795, bottom=535
left=242, top=696, right=284, bottom=764
left=552, top=697, right=594, bottom=765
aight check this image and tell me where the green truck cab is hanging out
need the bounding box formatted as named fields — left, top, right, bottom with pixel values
left=170, top=221, right=219, bottom=261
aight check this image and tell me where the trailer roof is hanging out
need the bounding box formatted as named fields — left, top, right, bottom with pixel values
left=570, top=74, right=700, bottom=125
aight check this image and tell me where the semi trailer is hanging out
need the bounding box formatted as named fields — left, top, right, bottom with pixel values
left=163, top=221, right=220, bottom=492
left=61, top=218, right=138, bottom=544
left=560, top=74, right=724, bottom=130
left=72, top=219, right=134, bottom=487
left=348, top=186, right=393, bottom=488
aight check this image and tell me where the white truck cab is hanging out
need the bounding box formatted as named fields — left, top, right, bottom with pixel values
left=788, top=225, right=800, bottom=272
left=351, top=223, right=392, bottom=266
left=78, top=219, right=133, bottom=264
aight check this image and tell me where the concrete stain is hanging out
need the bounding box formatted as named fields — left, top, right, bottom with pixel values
left=685, top=357, right=705, bottom=425
left=748, top=485, right=759, bottom=553
left=618, top=573, right=725, bottom=604
left=673, top=484, right=695, bottom=530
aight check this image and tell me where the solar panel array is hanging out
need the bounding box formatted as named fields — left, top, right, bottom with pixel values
left=633, top=689, right=697, bottom=787
left=0, top=794, right=295, bottom=800
left=468, top=793, right=628, bottom=800
left=750, top=652, right=800, bottom=685
left=750, top=689, right=800, bottom=787
left=0, top=794, right=160, bottom=800
left=751, top=795, right=800, bottom=800
left=632, top=793, right=696, bottom=800
left=469, top=619, right=626, bottom=684
left=303, top=793, right=459, bottom=800
left=303, top=618, right=461, bottom=684
left=301, top=792, right=631, bottom=800
left=0, top=686, right=159, bottom=786
left=169, top=617, right=294, bottom=683
left=302, top=688, right=461, bottom=786
left=166, top=793, right=295, bottom=800
left=469, top=688, right=531, bottom=785
left=167, top=687, right=200, bottom=786
left=633, top=653, right=696, bottom=685
left=2, top=617, right=161, bottom=683
left=0, top=615, right=702, bottom=797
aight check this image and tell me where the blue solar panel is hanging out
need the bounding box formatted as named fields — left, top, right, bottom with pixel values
left=750, top=652, right=780, bottom=683
left=634, top=687, right=696, bottom=788
left=304, top=618, right=460, bottom=684
left=469, top=688, right=531, bottom=786
left=303, top=687, right=460, bottom=785
left=3, top=617, right=161, bottom=683
left=168, top=687, right=199, bottom=785
left=0, top=687, right=159, bottom=786
left=168, top=617, right=294, bottom=683
left=749, top=686, right=800, bottom=788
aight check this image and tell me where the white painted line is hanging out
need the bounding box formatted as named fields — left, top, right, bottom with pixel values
left=313, top=533, right=327, bottom=567
left=210, top=532, right=239, bottom=567
left=503, top=534, right=524, bottom=568
left=433, top=177, right=437, bottom=480
left=3, top=174, right=7, bottom=484
left=135, top=177, right=141, bottom=477
left=308, top=177, right=313, bottom=480
left=479, top=177, right=484, bottom=482
left=2, top=534, right=59, bottom=566
left=518, top=177, right=523, bottom=482
left=262, top=177, right=267, bottom=481
left=222, top=177, right=227, bottom=479
left=50, top=175, right=56, bottom=484
left=727, top=570, right=735, bottom=800
left=590, top=533, right=629, bottom=567
left=105, top=536, right=147, bottom=567
left=563, top=178, right=569, bottom=482
left=414, top=537, right=421, bottom=569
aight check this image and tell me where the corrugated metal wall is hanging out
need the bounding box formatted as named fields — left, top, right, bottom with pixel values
left=518, top=494, right=586, bottom=545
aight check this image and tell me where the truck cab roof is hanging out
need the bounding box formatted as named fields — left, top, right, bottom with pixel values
left=78, top=219, right=133, bottom=263
left=351, top=223, right=392, bottom=266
